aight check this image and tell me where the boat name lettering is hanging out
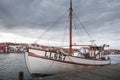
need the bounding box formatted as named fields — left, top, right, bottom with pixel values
left=44, top=52, right=66, bottom=61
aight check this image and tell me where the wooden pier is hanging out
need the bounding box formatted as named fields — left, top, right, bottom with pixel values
left=27, top=64, right=120, bottom=80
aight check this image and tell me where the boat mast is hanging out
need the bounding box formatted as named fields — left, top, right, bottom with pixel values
left=69, top=0, right=73, bottom=55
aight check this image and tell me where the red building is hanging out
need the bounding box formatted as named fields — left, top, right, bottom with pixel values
left=0, top=44, right=10, bottom=53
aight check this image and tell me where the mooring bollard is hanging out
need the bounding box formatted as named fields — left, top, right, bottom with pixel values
left=19, top=71, right=24, bottom=80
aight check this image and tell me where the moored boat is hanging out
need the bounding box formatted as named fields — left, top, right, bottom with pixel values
left=25, top=0, right=111, bottom=77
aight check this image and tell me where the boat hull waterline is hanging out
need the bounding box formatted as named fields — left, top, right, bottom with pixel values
left=25, top=48, right=110, bottom=76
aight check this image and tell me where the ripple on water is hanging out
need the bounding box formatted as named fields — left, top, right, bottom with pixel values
left=0, top=53, right=31, bottom=80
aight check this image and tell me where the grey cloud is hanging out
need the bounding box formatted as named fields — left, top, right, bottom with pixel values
left=0, top=0, right=119, bottom=30
left=0, top=0, right=120, bottom=48
left=0, top=0, right=69, bottom=29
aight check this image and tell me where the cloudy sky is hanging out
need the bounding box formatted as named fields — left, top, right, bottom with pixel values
left=0, top=0, right=120, bottom=49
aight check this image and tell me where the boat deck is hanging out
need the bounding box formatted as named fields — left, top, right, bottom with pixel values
left=30, top=64, right=120, bottom=80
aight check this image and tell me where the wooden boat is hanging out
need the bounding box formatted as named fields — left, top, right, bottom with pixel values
left=25, top=0, right=110, bottom=77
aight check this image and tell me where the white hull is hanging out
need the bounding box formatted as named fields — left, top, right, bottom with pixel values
left=25, top=48, right=110, bottom=76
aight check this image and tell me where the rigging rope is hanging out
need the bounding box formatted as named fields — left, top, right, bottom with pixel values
left=72, top=14, right=84, bottom=44
left=62, top=15, right=69, bottom=45
left=73, top=11, right=93, bottom=40
left=34, top=9, right=69, bottom=43
left=73, top=16, right=77, bottom=30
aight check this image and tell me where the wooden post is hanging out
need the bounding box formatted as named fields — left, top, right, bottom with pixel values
left=19, top=72, right=24, bottom=80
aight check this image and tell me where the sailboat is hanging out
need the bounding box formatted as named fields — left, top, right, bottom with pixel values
left=25, top=0, right=111, bottom=77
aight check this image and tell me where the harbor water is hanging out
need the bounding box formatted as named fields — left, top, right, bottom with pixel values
left=0, top=53, right=120, bottom=80
left=107, top=54, right=120, bottom=64
left=0, top=53, right=31, bottom=80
